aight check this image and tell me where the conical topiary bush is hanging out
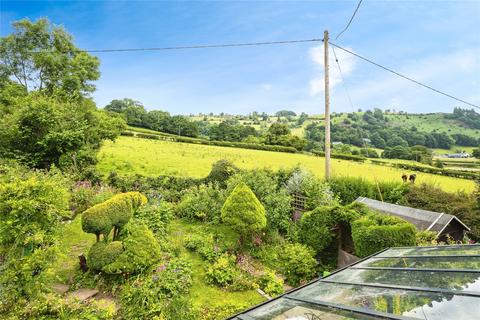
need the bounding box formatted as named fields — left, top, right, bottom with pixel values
left=221, top=182, right=266, bottom=244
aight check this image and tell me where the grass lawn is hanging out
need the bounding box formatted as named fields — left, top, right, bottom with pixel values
left=97, top=136, right=475, bottom=193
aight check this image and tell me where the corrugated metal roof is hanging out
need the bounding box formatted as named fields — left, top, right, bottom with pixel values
left=355, top=197, right=470, bottom=235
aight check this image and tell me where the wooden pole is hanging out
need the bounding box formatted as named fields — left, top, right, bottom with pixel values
left=324, top=30, right=331, bottom=180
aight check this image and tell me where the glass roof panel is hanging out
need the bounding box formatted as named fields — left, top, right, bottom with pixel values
left=290, top=281, right=480, bottom=320
left=356, top=256, right=480, bottom=269
left=245, top=297, right=379, bottom=320
left=377, top=245, right=480, bottom=257
left=327, top=268, right=480, bottom=292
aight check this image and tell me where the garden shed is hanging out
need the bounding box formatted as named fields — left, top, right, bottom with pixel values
left=355, top=197, right=470, bottom=241
left=228, top=244, right=480, bottom=319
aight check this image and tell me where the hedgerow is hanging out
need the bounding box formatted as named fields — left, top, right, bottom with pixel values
left=351, top=212, right=417, bottom=257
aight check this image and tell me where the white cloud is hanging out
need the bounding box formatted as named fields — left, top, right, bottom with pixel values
left=260, top=83, right=273, bottom=91
left=309, top=45, right=357, bottom=96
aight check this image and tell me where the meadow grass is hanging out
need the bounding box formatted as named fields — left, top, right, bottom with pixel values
left=97, top=136, right=475, bottom=193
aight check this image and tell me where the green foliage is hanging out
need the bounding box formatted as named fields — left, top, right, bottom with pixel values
left=0, top=164, right=70, bottom=252
left=70, top=181, right=117, bottom=215
left=416, top=230, right=438, bottom=246
left=0, top=18, right=100, bottom=98
left=205, top=253, right=256, bottom=291
left=279, top=243, right=317, bottom=286
left=221, top=182, right=266, bottom=243
left=0, top=94, right=125, bottom=170
left=119, top=259, right=196, bottom=320
left=102, top=221, right=162, bottom=274
left=87, top=241, right=123, bottom=271
left=403, top=184, right=480, bottom=240
left=81, top=191, right=147, bottom=240
left=185, top=232, right=223, bottom=262
left=134, top=201, right=173, bottom=238
left=258, top=269, right=284, bottom=297
left=227, top=170, right=293, bottom=234
left=351, top=212, right=417, bottom=257
left=176, top=184, right=226, bottom=223
left=205, top=159, right=239, bottom=187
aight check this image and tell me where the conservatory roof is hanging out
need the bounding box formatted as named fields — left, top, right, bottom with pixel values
left=355, top=197, right=470, bottom=235
left=228, top=244, right=480, bottom=320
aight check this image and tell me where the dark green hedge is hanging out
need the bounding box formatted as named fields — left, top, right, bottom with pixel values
left=312, top=150, right=367, bottom=162
left=370, top=160, right=478, bottom=180
left=125, top=131, right=298, bottom=153
left=351, top=212, right=416, bottom=257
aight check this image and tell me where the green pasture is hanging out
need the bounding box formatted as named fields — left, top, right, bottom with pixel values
left=97, top=136, right=475, bottom=193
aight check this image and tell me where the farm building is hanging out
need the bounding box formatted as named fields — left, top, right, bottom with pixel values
left=228, top=244, right=480, bottom=319
left=443, top=152, right=470, bottom=158
left=355, top=197, right=470, bottom=241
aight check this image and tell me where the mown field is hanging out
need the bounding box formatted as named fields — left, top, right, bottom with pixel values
left=97, top=136, right=475, bottom=193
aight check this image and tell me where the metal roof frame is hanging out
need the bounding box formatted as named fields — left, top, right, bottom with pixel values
left=226, top=244, right=480, bottom=319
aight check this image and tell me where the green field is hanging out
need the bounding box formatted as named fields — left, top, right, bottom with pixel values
left=97, top=136, right=475, bottom=193
left=386, top=113, right=480, bottom=138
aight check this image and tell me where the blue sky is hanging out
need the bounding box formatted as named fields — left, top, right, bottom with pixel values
left=1, top=1, right=479, bottom=115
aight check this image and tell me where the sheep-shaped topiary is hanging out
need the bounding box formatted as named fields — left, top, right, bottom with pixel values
left=82, top=192, right=147, bottom=242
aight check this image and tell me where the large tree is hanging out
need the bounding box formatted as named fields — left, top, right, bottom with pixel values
left=0, top=18, right=100, bottom=100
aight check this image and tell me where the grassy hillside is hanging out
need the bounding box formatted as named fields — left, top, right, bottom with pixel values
left=386, top=113, right=480, bottom=138
left=97, top=136, right=474, bottom=193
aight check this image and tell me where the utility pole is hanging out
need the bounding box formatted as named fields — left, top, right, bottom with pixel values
left=324, top=30, right=331, bottom=180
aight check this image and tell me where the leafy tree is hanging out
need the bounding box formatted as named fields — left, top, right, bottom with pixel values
left=275, top=110, right=297, bottom=117
left=0, top=94, right=125, bottom=169
left=386, top=135, right=408, bottom=148
left=221, top=182, right=266, bottom=244
left=0, top=18, right=99, bottom=99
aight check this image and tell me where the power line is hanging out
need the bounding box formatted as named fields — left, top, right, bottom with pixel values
left=335, top=0, right=363, bottom=40
left=331, top=46, right=355, bottom=111
left=30, top=38, right=323, bottom=54
left=329, top=41, right=480, bottom=109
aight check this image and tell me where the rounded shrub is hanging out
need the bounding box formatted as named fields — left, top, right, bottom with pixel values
left=82, top=206, right=113, bottom=240
left=299, top=207, right=336, bottom=254
left=87, top=241, right=124, bottom=271
left=351, top=212, right=417, bottom=257
left=279, top=243, right=317, bottom=286
left=102, top=221, right=161, bottom=274
left=258, top=269, right=284, bottom=297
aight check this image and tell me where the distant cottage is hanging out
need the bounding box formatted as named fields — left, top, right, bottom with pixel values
left=443, top=152, right=470, bottom=158
left=355, top=197, right=470, bottom=241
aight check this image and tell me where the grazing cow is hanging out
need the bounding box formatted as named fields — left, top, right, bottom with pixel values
left=401, top=174, right=408, bottom=183
left=409, top=174, right=416, bottom=184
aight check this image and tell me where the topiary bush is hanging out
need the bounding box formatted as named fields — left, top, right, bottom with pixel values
left=102, top=221, right=162, bottom=274
left=81, top=191, right=147, bottom=241
left=221, top=182, right=266, bottom=245
left=351, top=212, right=417, bottom=257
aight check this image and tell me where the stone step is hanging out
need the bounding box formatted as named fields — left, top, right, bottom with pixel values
left=67, top=288, right=99, bottom=301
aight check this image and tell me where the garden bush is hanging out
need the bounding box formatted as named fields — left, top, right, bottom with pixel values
left=351, top=212, right=417, bottom=257
left=205, top=253, right=256, bottom=291
left=258, top=269, right=284, bottom=297
left=279, top=243, right=317, bottom=286
left=70, top=181, right=116, bottom=215
left=82, top=191, right=147, bottom=241
left=221, top=182, right=266, bottom=245
left=184, top=232, right=223, bottom=261
left=134, top=201, right=173, bottom=238
left=102, top=221, right=162, bottom=274
left=204, top=159, right=239, bottom=187
left=176, top=184, right=226, bottom=223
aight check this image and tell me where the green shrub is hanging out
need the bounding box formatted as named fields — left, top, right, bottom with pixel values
left=351, top=212, right=417, bottom=257
left=184, top=233, right=222, bottom=261
left=134, top=201, right=173, bottom=238
left=102, top=221, right=161, bottom=274
left=176, top=184, right=225, bottom=223
left=205, top=253, right=256, bottom=291
left=299, top=207, right=337, bottom=254
left=227, top=170, right=293, bottom=234
left=120, top=264, right=196, bottom=320
left=279, top=243, right=317, bottom=286
left=204, top=159, right=239, bottom=187
left=258, top=269, right=284, bottom=297
left=81, top=191, right=147, bottom=241
left=70, top=181, right=116, bottom=214
left=205, top=254, right=237, bottom=287
left=221, top=182, right=266, bottom=244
